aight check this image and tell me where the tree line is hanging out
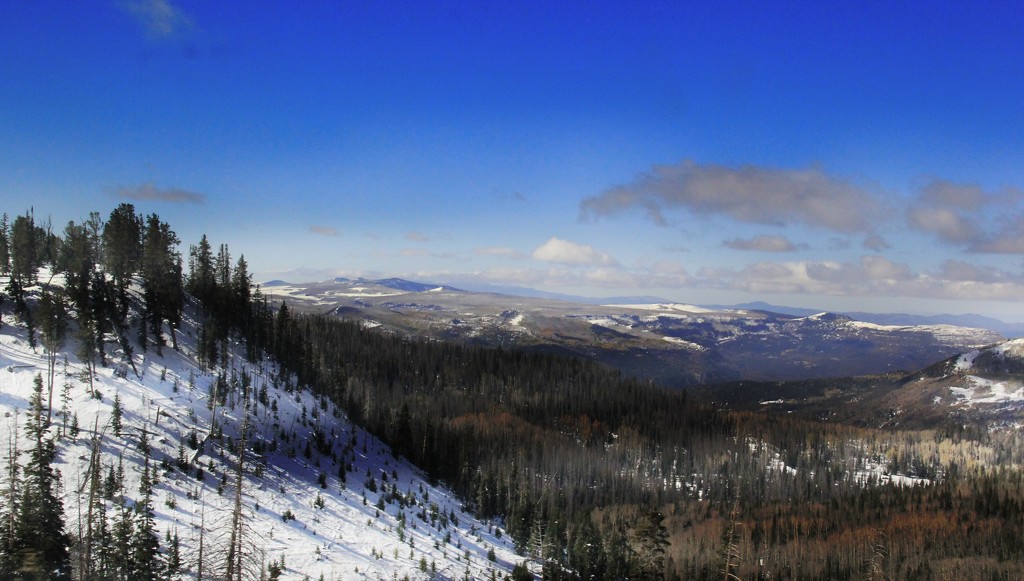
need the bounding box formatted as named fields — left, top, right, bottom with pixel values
left=0, top=205, right=257, bottom=579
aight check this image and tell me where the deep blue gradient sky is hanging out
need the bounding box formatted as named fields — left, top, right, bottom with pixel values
left=3, top=1, right=1024, bottom=319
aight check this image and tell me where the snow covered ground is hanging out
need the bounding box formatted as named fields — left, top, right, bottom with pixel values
left=949, top=376, right=1024, bottom=406
left=848, top=320, right=996, bottom=346
left=0, top=291, right=521, bottom=580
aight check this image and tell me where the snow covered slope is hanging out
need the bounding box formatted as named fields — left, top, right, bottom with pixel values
left=0, top=290, right=520, bottom=580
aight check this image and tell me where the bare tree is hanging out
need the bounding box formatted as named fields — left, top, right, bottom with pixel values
left=720, top=499, right=743, bottom=581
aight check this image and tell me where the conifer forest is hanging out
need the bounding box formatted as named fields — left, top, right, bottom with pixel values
left=1, top=204, right=1023, bottom=580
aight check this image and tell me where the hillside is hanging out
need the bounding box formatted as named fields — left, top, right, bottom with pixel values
left=0, top=278, right=521, bottom=580
left=694, top=338, right=1024, bottom=430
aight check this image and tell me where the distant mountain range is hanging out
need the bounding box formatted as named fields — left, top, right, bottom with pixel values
left=269, top=278, right=1024, bottom=338
left=714, top=301, right=1024, bottom=338
left=263, top=277, right=1005, bottom=388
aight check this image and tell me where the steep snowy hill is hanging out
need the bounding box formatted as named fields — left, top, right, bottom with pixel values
left=0, top=284, right=520, bottom=580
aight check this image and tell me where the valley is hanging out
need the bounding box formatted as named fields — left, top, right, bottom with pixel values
left=1, top=206, right=1023, bottom=580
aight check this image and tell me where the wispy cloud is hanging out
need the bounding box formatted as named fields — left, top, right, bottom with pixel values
left=120, top=0, right=194, bottom=41
left=309, top=225, right=338, bottom=237
left=723, top=234, right=807, bottom=252
left=474, top=246, right=526, bottom=259
left=532, top=237, right=618, bottom=266
left=400, top=248, right=457, bottom=260
left=111, top=183, right=205, bottom=204
left=459, top=262, right=688, bottom=290
left=828, top=238, right=852, bottom=250
left=405, top=231, right=430, bottom=242
left=581, top=160, right=883, bottom=233
left=862, top=235, right=891, bottom=251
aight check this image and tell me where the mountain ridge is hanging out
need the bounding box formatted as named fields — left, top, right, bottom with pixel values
left=264, top=278, right=1004, bottom=387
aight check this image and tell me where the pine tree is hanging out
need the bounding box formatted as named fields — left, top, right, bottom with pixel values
left=58, top=219, right=98, bottom=316
left=634, top=507, right=670, bottom=580
left=109, top=457, right=135, bottom=581
left=165, top=530, right=181, bottom=580
left=13, top=374, right=72, bottom=579
left=0, top=412, right=20, bottom=577
left=131, top=442, right=162, bottom=581
left=141, top=214, right=183, bottom=354
left=7, top=213, right=41, bottom=348
left=111, top=394, right=123, bottom=437
left=0, top=212, right=10, bottom=275
left=102, top=203, right=143, bottom=317
left=187, top=234, right=216, bottom=309
left=9, top=212, right=40, bottom=291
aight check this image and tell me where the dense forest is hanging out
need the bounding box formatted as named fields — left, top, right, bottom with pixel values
left=2, top=205, right=1024, bottom=579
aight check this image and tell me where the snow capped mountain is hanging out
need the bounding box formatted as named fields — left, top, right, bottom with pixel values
left=0, top=286, right=520, bottom=580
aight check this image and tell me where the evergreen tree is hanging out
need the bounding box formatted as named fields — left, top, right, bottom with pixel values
left=568, top=515, right=606, bottom=581
left=0, top=212, right=10, bottom=275
left=633, top=507, right=670, bottom=580
left=231, top=254, right=252, bottom=332
left=164, top=530, right=181, bottom=581
left=109, top=457, right=134, bottom=581
left=102, top=203, right=143, bottom=314
left=186, top=234, right=216, bottom=308
left=12, top=374, right=72, bottom=579
left=140, top=214, right=183, bottom=354
left=603, top=522, right=636, bottom=581
left=0, top=411, right=20, bottom=577
left=8, top=212, right=40, bottom=291
left=131, top=440, right=162, bottom=581
left=58, top=219, right=98, bottom=316
left=111, top=394, right=123, bottom=437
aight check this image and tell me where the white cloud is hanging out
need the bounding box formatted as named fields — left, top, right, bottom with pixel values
left=696, top=256, right=1024, bottom=302
left=906, top=206, right=981, bottom=246
left=581, top=160, right=884, bottom=233
left=907, top=179, right=1024, bottom=253
left=531, top=237, right=618, bottom=266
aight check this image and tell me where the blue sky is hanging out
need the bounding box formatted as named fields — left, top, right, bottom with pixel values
left=3, top=1, right=1024, bottom=320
